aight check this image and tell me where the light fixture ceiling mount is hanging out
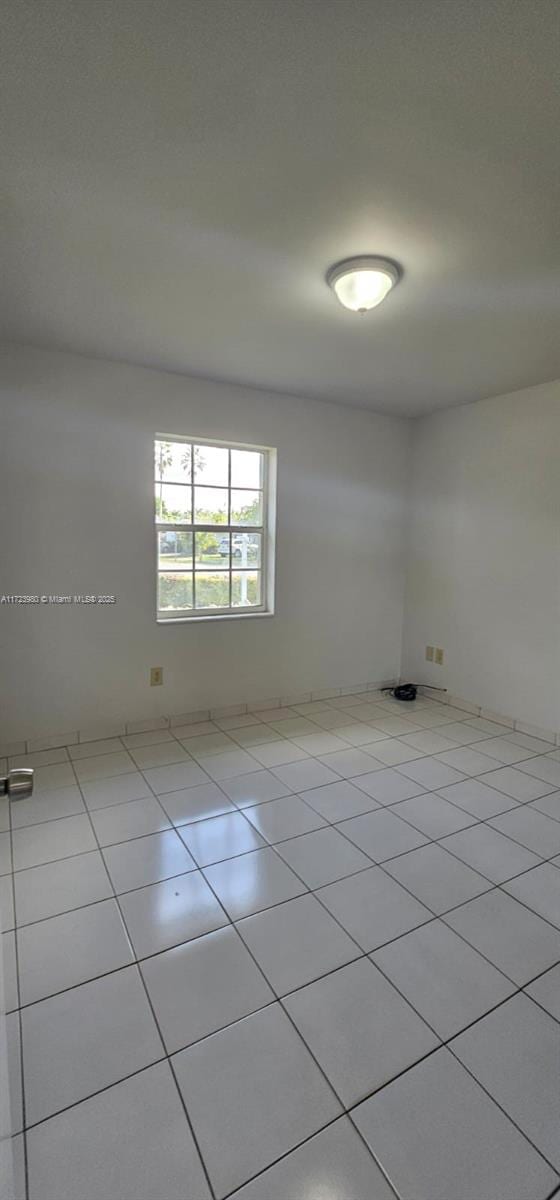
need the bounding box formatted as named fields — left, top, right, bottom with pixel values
left=326, top=255, right=401, bottom=314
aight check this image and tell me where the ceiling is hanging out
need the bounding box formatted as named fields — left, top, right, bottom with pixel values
left=1, top=0, right=559, bottom=416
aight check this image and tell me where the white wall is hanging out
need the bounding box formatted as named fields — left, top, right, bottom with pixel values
left=402, top=380, right=560, bottom=733
left=0, top=346, right=410, bottom=742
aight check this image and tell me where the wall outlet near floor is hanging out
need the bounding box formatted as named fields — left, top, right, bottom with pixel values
left=434, top=647, right=444, bottom=666
left=425, top=646, right=434, bottom=662
left=150, top=667, right=163, bottom=686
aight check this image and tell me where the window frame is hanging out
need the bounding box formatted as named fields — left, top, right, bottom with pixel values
left=155, top=433, right=276, bottom=623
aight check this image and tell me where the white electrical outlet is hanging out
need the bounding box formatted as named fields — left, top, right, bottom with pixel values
left=426, top=646, right=434, bottom=662
left=434, top=648, right=444, bottom=666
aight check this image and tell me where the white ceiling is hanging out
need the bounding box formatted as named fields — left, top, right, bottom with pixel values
left=2, top=0, right=559, bottom=415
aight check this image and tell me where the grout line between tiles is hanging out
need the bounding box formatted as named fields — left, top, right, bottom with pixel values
left=221, top=1108, right=404, bottom=1200
left=6, top=778, right=29, bottom=1200
left=224, top=1107, right=404, bottom=1200
left=444, top=1032, right=560, bottom=1180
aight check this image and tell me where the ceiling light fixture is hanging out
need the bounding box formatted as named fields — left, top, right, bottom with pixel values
left=326, top=256, right=401, bottom=314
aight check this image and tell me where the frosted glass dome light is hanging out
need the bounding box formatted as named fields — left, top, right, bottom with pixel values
left=327, top=256, right=401, bottom=313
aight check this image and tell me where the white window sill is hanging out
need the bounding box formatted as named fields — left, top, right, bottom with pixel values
left=157, top=610, right=275, bottom=625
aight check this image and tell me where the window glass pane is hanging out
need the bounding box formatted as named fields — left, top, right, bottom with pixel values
left=231, top=449, right=263, bottom=489
left=155, top=483, right=192, bottom=523
left=230, top=490, right=262, bottom=526
left=158, top=530, right=193, bottom=571
left=194, top=486, right=228, bottom=524
left=195, top=531, right=229, bottom=569
left=232, top=571, right=261, bottom=608
left=193, top=445, right=229, bottom=486
left=158, top=573, right=193, bottom=611
left=155, top=440, right=191, bottom=484
left=194, top=573, right=230, bottom=610
left=231, top=532, right=261, bottom=567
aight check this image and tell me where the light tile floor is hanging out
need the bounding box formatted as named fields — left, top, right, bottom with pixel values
left=2, top=694, right=560, bottom=1199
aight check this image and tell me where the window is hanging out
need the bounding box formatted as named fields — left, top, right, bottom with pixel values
left=155, top=436, right=275, bottom=621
